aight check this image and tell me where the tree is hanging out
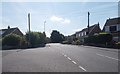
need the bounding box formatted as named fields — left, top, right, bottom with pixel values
left=50, top=30, right=65, bottom=43
left=25, top=31, right=46, bottom=47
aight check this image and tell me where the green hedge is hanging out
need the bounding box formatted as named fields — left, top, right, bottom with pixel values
left=84, top=33, right=113, bottom=45
left=25, top=32, right=46, bottom=47
left=2, top=34, right=21, bottom=46
left=2, top=34, right=28, bottom=49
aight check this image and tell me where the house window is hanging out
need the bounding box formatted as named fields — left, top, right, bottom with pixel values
left=110, top=26, right=117, bottom=32
left=81, top=32, right=83, bottom=36
left=84, top=32, right=86, bottom=36
left=117, top=24, right=120, bottom=31
left=79, top=33, right=81, bottom=37
left=105, top=26, right=109, bottom=32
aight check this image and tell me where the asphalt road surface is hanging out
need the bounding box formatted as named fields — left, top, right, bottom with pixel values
left=2, top=43, right=119, bottom=72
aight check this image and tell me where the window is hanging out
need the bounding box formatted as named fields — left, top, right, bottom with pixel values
left=105, top=26, right=109, bottom=32
left=84, top=32, right=86, bottom=35
left=117, top=24, right=120, bottom=31
left=110, top=26, right=117, bottom=32
left=81, top=32, right=83, bottom=36
left=86, top=32, right=89, bottom=35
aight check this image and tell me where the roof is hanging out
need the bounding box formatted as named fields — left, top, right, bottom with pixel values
left=104, top=17, right=120, bottom=26
left=76, top=23, right=99, bottom=34
left=0, top=27, right=23, bottom=37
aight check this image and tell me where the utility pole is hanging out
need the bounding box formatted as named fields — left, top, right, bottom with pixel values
left=28, top=13, right=31, bottom=46
left=28, top=13, right=31, bottom=33
left=44, top=21, right=46, bottom=33
left=87, top=12, right=90, bottom=35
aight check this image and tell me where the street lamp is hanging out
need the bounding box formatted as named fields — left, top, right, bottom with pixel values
left=44, top=21, right=46, bottom=33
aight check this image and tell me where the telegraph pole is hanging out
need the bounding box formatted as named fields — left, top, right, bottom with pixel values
left=28, top=13, right=31, bottom=46
left=28, top=13, right=31, bottom=33
left=87, top=12, right=90, bottom=35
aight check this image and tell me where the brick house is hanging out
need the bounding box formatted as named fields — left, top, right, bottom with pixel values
left=0, top=26, right=23, bottom=38
left=103, top=17, right=120, bottom=42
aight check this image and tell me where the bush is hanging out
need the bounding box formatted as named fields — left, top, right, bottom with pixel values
left=19, top=37, right=28, bottom=48
left=25, top=32, right=46, bottom=47
left=62, top=41, right=69, bottom=44
left=116, top=42, right=120, bottom=45
left=98, top=33, right=112, bottom=44
left=115, top=42, right=120, bottom=48
left=2, top=34, right=21, bottom=47
left=84, top=32, right=113, bottom=45
left=75, top=40, right=81, bottom=45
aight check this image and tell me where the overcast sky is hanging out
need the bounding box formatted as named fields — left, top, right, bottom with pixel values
left=1, top=0, right=119, bottom=37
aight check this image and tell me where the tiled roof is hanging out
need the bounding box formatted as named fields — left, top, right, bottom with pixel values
left=0, top=27, right=22, bottom=37
left=76, top=24, right=99, bottom=34
left=104, top=17, right=120, bottom=26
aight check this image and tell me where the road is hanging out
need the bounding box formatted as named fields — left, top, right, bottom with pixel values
left=2, top=43, right=119, bottom=72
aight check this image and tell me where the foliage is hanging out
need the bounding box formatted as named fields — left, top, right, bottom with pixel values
left=84, top=32, right=113, bottom=45
left=46, top=37, right=51, bottom=43
left=75, top=39, right=81, bottom=45
left=2, top=34, right=21, bottom=46
left=62, top=41, right=69, bottom=44
left=50, top=30, right=65, bottom=43
left=25, top=31, right=46, bottom=47
left=19, top=36, right=28, bottom=48
left=116, top=42, right=120, bottom=45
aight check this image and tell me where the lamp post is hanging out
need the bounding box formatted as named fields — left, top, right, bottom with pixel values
left=44, top=21, right=46, bottom=33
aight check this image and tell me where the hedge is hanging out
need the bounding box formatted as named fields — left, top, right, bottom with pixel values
left=84, top=33, right=113, bottom=45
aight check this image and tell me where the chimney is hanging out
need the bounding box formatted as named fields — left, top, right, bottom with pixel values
left=8, top=26, right=10, bottom=29
left=98, top=22, right=99, bottom=26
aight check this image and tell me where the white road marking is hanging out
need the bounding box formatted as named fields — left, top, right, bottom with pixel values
left=96, top=53, right=120, bottom=61
left=67, top=57, right=71, bottom=60
left=61, top=53, right=87, bottom=71
left=78, top=66, right=87, bottom=71
left=64, top=55, right=67, bottom=57
left=72, top=61, right=77, bottom=64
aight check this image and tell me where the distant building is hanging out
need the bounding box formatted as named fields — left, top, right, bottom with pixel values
left=75, top=23, right=101, bottom=43
left=67, top=34, right=76, bottom=44
left=0, top=26, right=23, bottom=38
left=103, top=17, right=120, bottom=42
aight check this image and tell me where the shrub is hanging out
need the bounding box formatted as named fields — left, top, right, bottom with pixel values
left=115, top=42, right=120, bottom=49
left=2, top=34, right=21, bottom=47
left=20, top=36, right=28, bottom=48
left=84, top=32, right=113, bottom=45
left=25, top=32, right=46, bottom=47
left=116, top=42, right=120, bottom=45
left=75, top=40, right=81, bottom=45
left=62, top=41, right=69, bottom=44
left=98, top=33, right=112, bottom=44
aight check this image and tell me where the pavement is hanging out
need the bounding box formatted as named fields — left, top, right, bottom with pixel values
left=2, top=43, right=119, bottom=72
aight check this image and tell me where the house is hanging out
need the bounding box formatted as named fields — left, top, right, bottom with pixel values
left=103, top=17, right=120, bottom=42
left=0, top=26, right=23, bottom=38
left=75, top=23, right=101, bottom=43
left=67, top=34, right=76, bottom=43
